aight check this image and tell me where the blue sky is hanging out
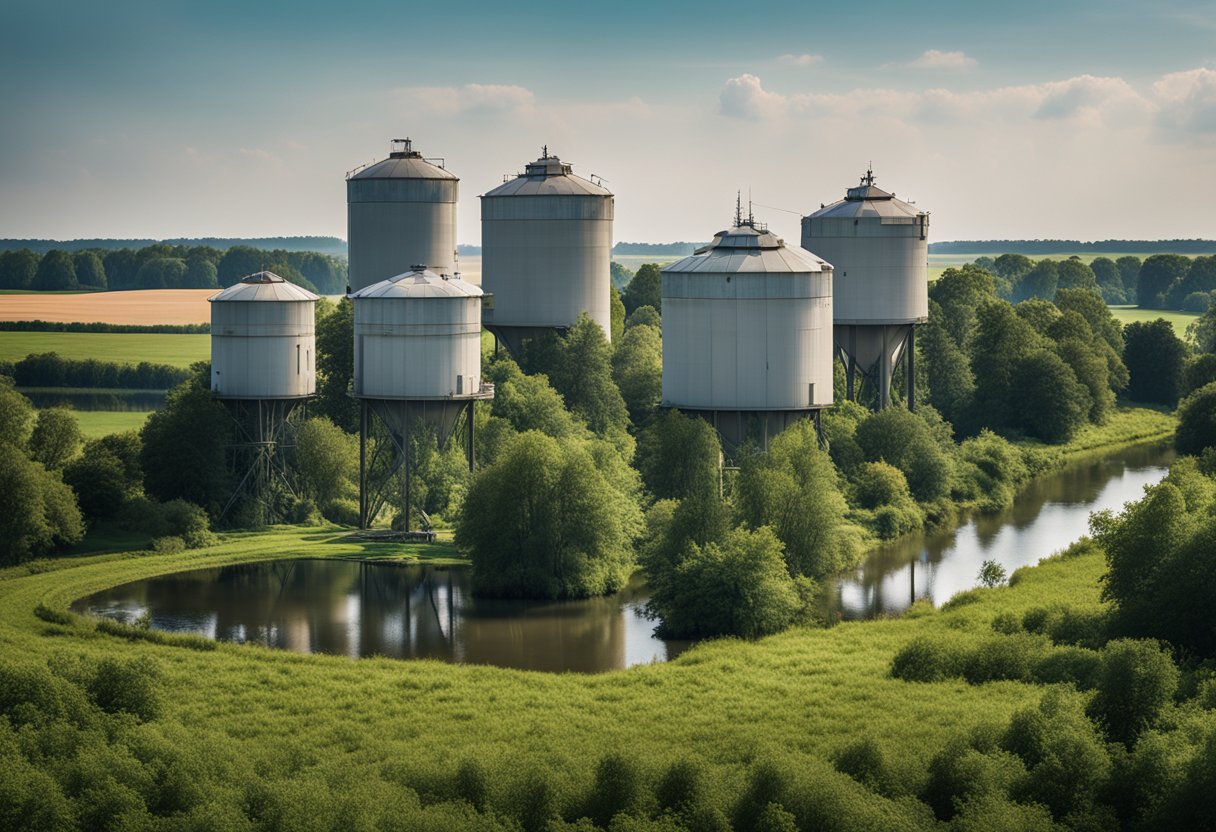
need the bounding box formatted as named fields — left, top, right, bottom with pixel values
left=1, top=0, right=1214, bottom=244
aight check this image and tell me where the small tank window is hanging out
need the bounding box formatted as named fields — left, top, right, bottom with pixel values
left=296, top=345, right=301, bottom=375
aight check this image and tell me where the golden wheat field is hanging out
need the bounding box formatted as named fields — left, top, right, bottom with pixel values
left=0, top=289, right=216, bottom=325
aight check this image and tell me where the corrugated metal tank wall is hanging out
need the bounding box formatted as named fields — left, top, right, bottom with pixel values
left=480, top=154, right=614, bottom=340
left=347, top=143, right=458, bottom=293
left=210, top=284, right=316, bottom=399
left=352, top=276, right=483, bottom=400
left=661, top=225, right=834, bottom=412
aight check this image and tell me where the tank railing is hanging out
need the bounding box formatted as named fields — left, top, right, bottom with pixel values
left=478, top=382, right=495, bottom=396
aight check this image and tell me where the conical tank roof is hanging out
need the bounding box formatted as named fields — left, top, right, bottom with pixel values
left=209, top=271, right=319, bottom=302
left=350, top=266, right=483, bottom=299
left=482, top=148, right=611, bottom=197
left=807, top=168, right=924, bottom=220
left=664, top=221, right=831, bottom=274
left=348, top=138, right=457, bottom=181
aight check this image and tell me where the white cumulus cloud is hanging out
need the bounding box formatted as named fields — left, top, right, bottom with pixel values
left=1153, top=67, right=1216, bottom=134
left=403, top=83, right=535, bottom=117
left=908, top=49, right=977, bottom=69
left=719, top=74, right=788, bottom=120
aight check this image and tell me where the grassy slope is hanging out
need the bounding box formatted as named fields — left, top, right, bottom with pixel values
left=0, top=527, right=1111, bottom=807
left=0, top=409, right=1176, bottom=808
left=72, top=410, right=153, bottom=438
left=1107, top=304, right=1199, bottom=334
left=0, top=331, right=209, bottom=366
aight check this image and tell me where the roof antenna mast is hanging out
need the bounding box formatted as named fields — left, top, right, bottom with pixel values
left=734, top=190, right=743, bottom=227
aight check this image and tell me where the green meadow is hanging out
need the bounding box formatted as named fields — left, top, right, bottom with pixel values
left=0, top=331, right=209, bottom=366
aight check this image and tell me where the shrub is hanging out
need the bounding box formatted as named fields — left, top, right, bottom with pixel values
left=160, top=498, right=215, bottom=548
left=1087, top=639, right=1180, bottom=745
left=961, top=634, right=1047, bottom=684
left=890, top=637, right=965, bottom=682
left=871, top=505, right=922, bottom=540
left=656, top=759, right=708, bottom=817
left=991, top=612, right=1022, bottom=635
left=87, top=656, right=162, bottom=721
left=977, top=560, right=1007, bottom=588
left=322, top=498, right=360, bottom=527
left=852, top=462, right=910, bottom=509
left=732, top=762, right=792, bottom=832
left=151, top=536, right=186, bottom=553
left=584, top=753, right=644, bottom=827
left=1032, top=646, right=1103, bottom=689
left=454, top=759, right=488, bottom=811
left=287, top=497, right=320, bottom=525
left=922, top=734, right=1026, bottom=821
left=832, top=737, right=901, bottom=797
left=1176, top=382, right=1216, bottom=456
left=854, top=408, right=952, bottom=501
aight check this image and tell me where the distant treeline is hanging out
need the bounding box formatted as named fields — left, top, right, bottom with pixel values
left=10, top=352, right=189, bottom=390
left=0, top=243, right=347, bottom=294
left=932, top=239, right=1216, bottom=255
left=613, top=242, right=707, bottom=256
left=0, top=321, right=210, bottom=334
left=0, top=236, right=347, bottom=256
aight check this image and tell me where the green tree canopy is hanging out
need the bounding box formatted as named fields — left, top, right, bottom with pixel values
left=970, top=301, right=1045, bottom=430
left=1055, top=257, right=1099, bottom=293
left=625, top=305, right=661, bottom=331
left=1176, top=382, right=1216, bottom=456
left=63, top=432, right=143, bottom=521
left=295, top=417, right=358, bottom=505
left=736, top=419, right=852, bottom=577
left=635, top=410, right=722, bottom=501
left=217, top=246, right=264, bottom=286
left=928, top=265, right=997, bottom=349
left=0, top=375, right=36, bottom=450
left=547, top=313, right=631, bottom=454
left=920, top=303, right=975, bottom=431
left=0, top=249, right=38, bottom=289
left=1137, top=254, right=1190, bottom=309
left=313, top=297, right=358, bottom=432
left=135, top=257, right=188, bottom=290
left=854, top=408, right=953, bottom=500
left=73, top=252, right=107, bottom=289
left=1183, top=353, right=1216, bottom=397
left=1011, top=349, right=1091, bottom=442
left=33, top=249, right=77, bottom=290
left=994, top=253, right=1034, bottom=281
left=1115, top=256, right=1142, bottom=298
left=611, top=323, right=662, bottom=426
left=622, top=263, right=662, bottom=314
left=1123, top=319, right=1187, bottom=405
left=28, top=407, right=82, bottom=470
left=0, top=442, right=84, bottom=564
left=609, top=285, right=625, bottom=342
left=1013, top=260, right=1058, bottom=303
left=457, top=431, right=641, bottom=599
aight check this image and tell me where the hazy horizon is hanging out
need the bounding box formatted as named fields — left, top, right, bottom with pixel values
left=2, top=0, right=1213, bottom=246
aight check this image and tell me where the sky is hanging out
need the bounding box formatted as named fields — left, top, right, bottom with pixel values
left=1, top=0, right=1214, bottom=246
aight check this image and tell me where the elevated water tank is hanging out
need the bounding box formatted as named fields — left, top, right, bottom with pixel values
left=662, top=212, right=833, bottom=450
left=801, top=168, right=929, bottom=408
left=209, top=271, right=318, bottom=399
left=347, top=138, right=458, bottom=293
left=350, top=267, right=485, bottom=401
left=480, top=148, right=613, bottom=349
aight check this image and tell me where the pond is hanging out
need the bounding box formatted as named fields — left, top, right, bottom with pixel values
left=73, top=441, right=1174, bottom=672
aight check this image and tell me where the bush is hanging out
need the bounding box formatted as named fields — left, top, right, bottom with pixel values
left=922, top=734, right=1026, bottom=821
left=288, top=497, right=320, bottom=525
left=321, top=498, right=360, bottom=527
left=890, top=637, right=965, bottom=682
left=87, top=656, right=162, bottom=721
left=851, top=461, right=911, bottom=509
left=1087, top=638, right=1180, bottom=745
left=961, top=634, right=1047, bottom=684
left=151, top=536, right=185, bottom=553
left=832, top=737, right=901, bottom=797
left=584, top=753, right=644, bottom=827
left=1176, top=382, right=1216, bottom=456
left=1020, top=604, right=1108, bottom=648
left=854, top=408, right=952, bottom=501
left=454, top=759, right=488, bottom=811
left=732, top=762, right=792, bottom=832
left=1032, top=646, right=1103, bottom=689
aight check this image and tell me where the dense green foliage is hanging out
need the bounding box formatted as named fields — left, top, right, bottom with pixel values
left=622, top=263, right=662, bottom=314
left=1122, top=319, right=1187, bottom=405
left=0, top=320, right=210, bottom=333
left=1175, top=382, right=1216, bottom=456
left=313, top=297, right=358, bottom=432
left=11, top=351, right=189, bottom=389
left=27, top=406, right=82, bottom=470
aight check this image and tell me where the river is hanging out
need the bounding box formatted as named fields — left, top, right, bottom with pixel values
left=73, top=441, right=1173, bottom=673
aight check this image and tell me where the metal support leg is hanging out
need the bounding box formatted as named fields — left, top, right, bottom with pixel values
left=907, top=327, right=916, bottom=412
left=466, top=402, right=475, bottom=472
left=403, top=423, right=411, bottom=533
left=879, top=327, right=891, bottom=410
left=359, top=401, right=368, bottom=529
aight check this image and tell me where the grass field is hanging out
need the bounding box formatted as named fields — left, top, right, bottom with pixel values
left=71, top=409, right=153, bottom=438
left=0, top=287, right=213, bottom=324
left=0, top=523, right=1133, bottom=827
left=0, top=331, right=209, bottom=366
left=1107, top=304, right=1199, bottom=334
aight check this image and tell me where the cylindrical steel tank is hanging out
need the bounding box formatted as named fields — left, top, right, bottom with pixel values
left=800, top=168, right=929, bottom=325
left=662, top=220, right=834, bottom=414
left=347, top=139, right=458, bottom=293
left=209, top=271, right=318, bottom=399
left=480, top=149, right=614, bottom=344
left=350, top=267, right=485, bottom=401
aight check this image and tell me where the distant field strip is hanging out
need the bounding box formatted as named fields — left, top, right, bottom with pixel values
left=0, top=332, right=209, bottom=367
left=72, top=410, right=153, bottom=438
left=1107, top=305, right=1199, bottom=334
left=0, top=288, right=214, bottom=324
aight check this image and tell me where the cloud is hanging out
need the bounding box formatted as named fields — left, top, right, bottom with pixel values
left=907, top=49, right=977, bottom=69
left=719, top=74, right=788, bottom=119
left=1032, top=74, right=1146, bottom=122
left=777, top=53, right=824, bottom=67
left=402, top=83, right=535, bottom=117
left=238, top=147, right=280, bottom=165
left=1153, top=67, right=1216, bottom=134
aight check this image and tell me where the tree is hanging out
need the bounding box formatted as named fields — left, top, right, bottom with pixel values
left=977, top=560, right=1007, bottom=588
left=217, top=246, right=264, bottom=286
left=610, top=260, right=634, bottom=289
left=1137, top=254, right=1190, bottom=309
left=1169, top=256, right=1216, bottom=309
left=854, top=408, right=953, bottom=501
left=1116, top=256, right=1142, bottom=300
left=0, top=249, right=38, bottom=289
left=457, top=431, right=640, bottom=599
left=1123, top=319, right=1187, bottom=405
left=1183, top=354, right=1216, bottom=397
left=313, top=297, right=358, bottom=432
left=635, top=410, right=722, bottom=501
left=920, top=303, right=975, bottom=430
left=33, top=249, right=76, bottom=290
left=1055, top=257, right=1099, bottom=293
left=622, top=263, right=662, bottom=314
left=135, top=257, right=187, bottom=289
left=1054, top=287, right=1124, bottom=353
left=0, top=443, right=84, bottom=564
left=64, top=432, right=142, bottom=522
left=611, top=323, right=662, bottom=426
left=928, top=265, right=996, bottom=349
left=1176, top=382, right=1216, bottom=456
left=625, top=305, right=660, bottom=331
left=103, top=249, right=138, bottom=290
left=548, top=314, right=631, bottom=451
left=1015, top=298, right=1061, bottom=335
left=1091, top=257, right=1125, bottom=304
left=0, top=375, right=36, bottom=450
left=1087, top=639, right=1179, bottom=746
left=1013, top=260, right=1058, bottom=302
left=969, top=301, right=1045, bottom=429
left=28, top=407, right=82, bottom=470
left=184, top=256, right=219, bottom=289
left=1053, top=336, right=1113, bottom=423
left=486, top=356, right=588, bottom=441
left=1011, top=349, right=1090, bottom=442
left=736, top=420, right=851, bottom=577
left=140, top=365, right=235, bottom=517
left=994, top=253, right=1034, bottom=283
left=609, top=285, right=625, bottom=342
left=1190, top=302, right=1216, bottom=353
left=73, top=252, right=106, bottom=289
left=647, top=526, right=808, bottom=639
left=294, top=417, right=358, bottom=505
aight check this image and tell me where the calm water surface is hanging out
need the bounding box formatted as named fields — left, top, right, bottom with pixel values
left=74, top=441, right=1174, bottom=672
left=826, top=441, right=1175, bottom=620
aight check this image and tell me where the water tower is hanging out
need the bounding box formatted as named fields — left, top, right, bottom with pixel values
left=209, top=271, right=319, bottom=522
left=350, top=267, right=493, bottom=532
left=480, top=147, right=613, bottom=355
left=802, top=168, right=929, bottom=409
left=662, top=202, right=834, bottom=455
left=347, top=138, right=458, bottom=293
